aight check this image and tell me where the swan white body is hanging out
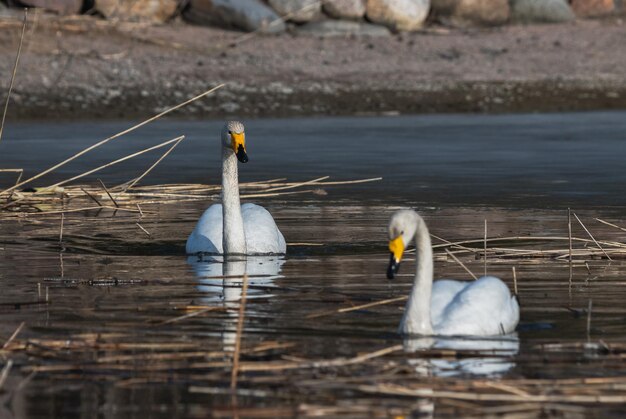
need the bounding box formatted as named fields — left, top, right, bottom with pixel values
left=387, top=210, right=519, bottom=336
left=186, top=121, right=286, bottom=255
left=186, top=203, right=286, bottom=254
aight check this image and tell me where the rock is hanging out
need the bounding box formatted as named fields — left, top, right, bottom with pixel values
left=14, top=0, right=83, bottom=15
left=365, top=0, right=430, bottom=31
left=267, top=0, right=321, bottom=23
left=183, top=0, right=285, bottom=33
left=431, top=0, right=509, bottom=26
left=510, top=0, right=575, bottom=23
left=570, top=0, right=614, bottom=17
left=94, top=0, right=179, bottom=23
left=322, top=0, right=365, bottom=19
left=299, top=19, right=390, bottom=37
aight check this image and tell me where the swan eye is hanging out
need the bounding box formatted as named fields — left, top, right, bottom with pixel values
left=401, top=230, right=404, bottom=235
left=228, top=130, right=232, bottom=134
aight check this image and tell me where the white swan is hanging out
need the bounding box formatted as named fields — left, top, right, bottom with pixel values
left=387, top=209, right=519, bottom=336
left=186, top=121, right=286, bottom=255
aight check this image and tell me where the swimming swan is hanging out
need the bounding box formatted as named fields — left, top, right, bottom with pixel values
left=386, top=210, right=519, bottom=336
left=186, top=121, right=286, bottom=255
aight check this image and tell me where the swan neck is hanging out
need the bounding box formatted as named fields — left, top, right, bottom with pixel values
left=401, top=218, right=434, bottom=335
left=221, top=146, right=246, bottom=255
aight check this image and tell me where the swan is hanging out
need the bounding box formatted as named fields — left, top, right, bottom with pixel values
left=186, top=121, right=286, bottom=255
left=386, top=209, right=519, bottom=336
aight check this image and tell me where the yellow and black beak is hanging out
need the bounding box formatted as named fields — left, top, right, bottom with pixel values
left=387, top=236, right=405, bottom=279
left=230, top=132, right=248, bottom=163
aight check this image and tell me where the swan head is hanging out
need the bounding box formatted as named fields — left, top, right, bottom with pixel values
left=387, top=209, right=420, bottom=279
left=221, top=120, right=248, bottom=163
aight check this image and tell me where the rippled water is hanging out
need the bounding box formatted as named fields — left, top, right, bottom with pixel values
left=1, top=114, right=626, bottom=417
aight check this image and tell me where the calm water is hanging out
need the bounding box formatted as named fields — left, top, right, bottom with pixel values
left=1, top=113, right=626, bottom=417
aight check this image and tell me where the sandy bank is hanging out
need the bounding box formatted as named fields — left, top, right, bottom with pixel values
left=0, top=14, right=625, bottom=119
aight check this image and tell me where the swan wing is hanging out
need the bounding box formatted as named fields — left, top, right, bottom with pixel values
left=242, top=203, right=287, bottom=255
left=434, top=276, right=520, bottom=336
left=186, top=204, right=223, bottom=254
left=431, top=279, right=469, bottom=325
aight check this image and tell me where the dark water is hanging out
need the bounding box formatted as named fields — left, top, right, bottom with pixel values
left=1, top=111, right=626, bottom=208
left=1, top=113, right=626, bottom=417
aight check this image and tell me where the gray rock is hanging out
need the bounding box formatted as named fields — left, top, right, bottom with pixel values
left=511, top=0, right=575, bottom=23
left=299, top=19, right=391, bottom=37
left=15, top=0, right=83, bottom=14
left=94, top=0, right=179, bottom=23
left=366, top=0, right=430, bottom=31
left=322, top=0, right=366, bottom=19
left=267, top=0, right=321, bottom=23
left=431, top=0, right=509, bottom=26
left=184, top=0, right=285, bottom=32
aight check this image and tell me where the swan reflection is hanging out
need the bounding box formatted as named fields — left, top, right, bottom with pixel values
left=186, top=255, right=285, bottom=352
left=404, top=334, right=519, bottom=377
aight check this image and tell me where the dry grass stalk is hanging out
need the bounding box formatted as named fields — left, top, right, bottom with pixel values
left=587, top=299, right=593, bottom=341
left=306, top=296, right=408, bottom=319
left=80, top=187, right=102, bottom=206
left=0, top=9, right=27, bottom=145
left=44, top=136, right=185, bottom=191
left=512, top=267, right=518, bottom=296
left=97, top=179, right=119, bottom=208
left=123, top=135, right=186, bottom=191
left=2, top=322, right=25, bottom=350
left=158, top=306, right=226, bottom=325
left=231, top=274, right=249, bottom=391
left=484, top=219, right=487, bottom=276
left=595, top=218, right=626, bottom=233
left=573, top=213, right=612, bottom=261
left=0, top=84, right=224, bottom=196
left=135, top=222, right=151, bottom=238
left=59, top=213, right=64, bottom=245
left=445, top=249, right=478, bottom=280
left=568, top=208, right=573, bottom=283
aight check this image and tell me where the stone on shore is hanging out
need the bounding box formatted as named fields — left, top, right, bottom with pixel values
left=366, top=0, right=430, bottom=31
left=299, top=19, right=390, bottom=37
left=510, top=0, right=575, bottom=23
left=267, top=0, right=321, bottom=23
left=17, top=0, right=83, bottom=15
left=322, top=0, right=366, bottom=20
left=184, top=0, right=285, bottom=32
left=570, top=0, right=614, bottom=17
left=94, top=0, right=179, bottom=23
left=431, top=0, right=510, bottom=26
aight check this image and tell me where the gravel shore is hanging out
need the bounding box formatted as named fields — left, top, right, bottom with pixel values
left=0, top=13, right=625, bottom=119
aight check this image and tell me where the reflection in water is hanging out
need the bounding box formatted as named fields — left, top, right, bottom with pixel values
left=404, top=334, right=519, bottom=378
left=186, top=255, right=285, bottom=352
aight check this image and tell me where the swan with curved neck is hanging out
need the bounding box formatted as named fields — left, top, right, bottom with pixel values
left=387, top=210, right=519, bottom=336
left=186, top=121, right=286, bottom=256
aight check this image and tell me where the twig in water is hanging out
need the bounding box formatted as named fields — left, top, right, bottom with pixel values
left=445, top=249, right=477, bottom=280
left=98, top=179, right=119, bottom=208
left=231, top=274, right=249, bottom=391
left=158, top=306, right=224, bottom=325
left=0, top=360, right=14, bottom=391
left=2, top=322, right=25, bottom=349
left=123, top=135, right=186, bottom=191
left=136, top=203, right=143, bottom=218
left=0, top=9, right=27, bottom=145
left=587, top=299, right=593, bottom=341
left=0, top=84, right=225, bottom=196
left=135, top=223, right=151, bottom=238
left=573, top=213, right=612, bottom=261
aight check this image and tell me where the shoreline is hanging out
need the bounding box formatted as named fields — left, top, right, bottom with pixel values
left=0, top=14, right=625, bottom=120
